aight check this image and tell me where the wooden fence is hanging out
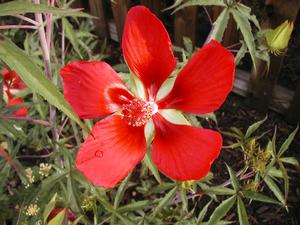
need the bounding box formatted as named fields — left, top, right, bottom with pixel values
left=74, top=0, right=300, bottom=123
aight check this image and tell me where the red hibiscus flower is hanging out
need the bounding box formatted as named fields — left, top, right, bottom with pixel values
left=2, top=68, right=28, bottom=117
left=60, top=6, right=235, bottom=188
left=48, top=208, right=77, bottom=224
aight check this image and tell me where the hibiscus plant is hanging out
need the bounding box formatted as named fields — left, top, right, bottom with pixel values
left=0, top=1, right=298, bottom=225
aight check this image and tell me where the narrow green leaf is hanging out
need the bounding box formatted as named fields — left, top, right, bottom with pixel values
left=208, top=8, right=230, bottom=42
left=206, top=195, right=236, bottom=225
left=242, top=190, right=279, bottom=205
left=152, top=186, right=178, bottom=216
left=237, top=196, right=250, bottom=225
left=280, top=157, right=299, bottom=166
left=263, top=175, right=285, bottom=205
left=173, top=0, right=226, bottom=13
left=114, top=174, right=132, bottom=209
left=244, top=116, right=267, bottom=139
left=231, top=8, right=257, bottom=70
left=236, top=3, right=261, bottom=30
left=179, top=188, right=188, bottom=212
left=235, top=41, right=247, bottom=65
left=62, top=18, right=83, bottom=59
left=0, top=0, right=92, bottom=17
left=0, top=37, right=88, bottom=132
left=117, top=200, right=151, bottom=213
left=143, top=151, right=161, bottom=184
left=197, top=200, right=212, bottom=224
left=46, top=209, right=65, bottom=225
left=43, top=193, right=57, bottom=224
left=278, top=126, right=298, bottom=157
left=278, top=161, right=289, bottom=203
left=203, top=186, right=236, bottom=195
left=226, top=165, right=239, bottom=191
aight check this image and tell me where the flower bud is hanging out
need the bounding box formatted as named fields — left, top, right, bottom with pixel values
left=265, top=20, right=294, bottom=55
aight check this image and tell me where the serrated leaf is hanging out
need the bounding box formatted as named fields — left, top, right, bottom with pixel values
left=245, top=116, right=267, bottom=139
left=237, top=196, right=250, bottom=225
left=43, top=193, right=57, bottom=224
left=152, top=186, right=178, bottom=216
left=263, top=175, right=285, bottom=205
left=236, top=3, right=260, bottom=30
left=207, top=8, right=230, bottom=42
left=242, top=190, right=279, bottom=204
left=206, top=195, right=236, bottom=225
left=62, top=18, right=83, bottom=59
left=173, top=0, right=226, bottom=14
left=0, top=37, right=89, bottom=132
left=0, top=0, right=92, bottom=17
left=278, top=126, right=298, bottom=157
left=231, top=8, right=257, bottom=70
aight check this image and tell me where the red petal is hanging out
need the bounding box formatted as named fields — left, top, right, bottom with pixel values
left=7, top=96, right=28, bottom=117
left=60, top=61, right=134, bottom=119
left=152, top=113, right=222, bottom=181
left=2, top=69, right=26, bottom=90
left=76, top=115, right=147, bottom=188
left=122, top=6, right=176, bottom=99
left=158, top=40, right=235, bottom=114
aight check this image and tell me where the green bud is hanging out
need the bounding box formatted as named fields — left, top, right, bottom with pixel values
left=265, top=20, right=294, bottom=55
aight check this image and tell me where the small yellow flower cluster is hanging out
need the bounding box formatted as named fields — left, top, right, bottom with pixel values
left=244, top=179, right=260, bottom=192
left=24, top=168, right=35, bottom=188
left=244, top=139, right=272, bottom=174
left=24, top=204, right=40, bottom=216
left=81, top=197, right=96, bottom=212
left=39, top=163, right=52, bottom=178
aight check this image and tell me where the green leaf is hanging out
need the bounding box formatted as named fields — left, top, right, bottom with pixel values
left=280, top=157, right=299, bottom=166
left=203, top=186, right=236, bottom=195
left=235, top=41, right=247, bottom=65
left=244, top=116, right=267, bottom=139
left=237, top=196, right=250, bottom=225
left=242, top=190, right=280, bottom=204
left=278, top=161, right=289, bottom=203
left=43, top=193, right=57, bottom=224
left=236, top=3, right=261, bottom=30
left=208, top=8, right=230, bottom=42
left=0, top=37, right=89, bottom=132
left=226, top=165, right=239, bottom=191
left=114, top=174, right=131, bottom=209
left=263, top=175, right=285, bottom=205
left=206, top=195, right=236, bottom=225
left=173, top=0, right=226, bottom=13
left=278, top=126, right=298, bottom=157
left=197, top=200, right=212, bottom=224
left=117, top=200, right=151, bottom=213
left=143, top=150, right=162, bottom=184
left=46, top=209, right=65, bottom=225
left=62, top=18, right=83, bottom=59
left=231, top=8, right=257, bottom=70
left=152, top=186, right=178, bottom=216
left=0, top=0, right=92, bottom=17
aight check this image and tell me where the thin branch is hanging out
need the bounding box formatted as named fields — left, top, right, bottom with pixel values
left=0, top=25, right=37, bottom=30
left=32, top=0, right=58, bottom=148
left=203, top=6, right=213, bottom=26
left=0, top=115, right=50, bottom=126
left=14, top=15, right=39, bottom=26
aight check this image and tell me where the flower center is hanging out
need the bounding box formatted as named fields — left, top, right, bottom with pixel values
left=122, top=98, right=157, bottom=127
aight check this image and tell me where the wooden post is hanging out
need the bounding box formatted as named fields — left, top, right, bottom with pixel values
left=174, top=6, right=197, bottom=48
left=286, top=80, right=300, bottom=123
left=88, top=0, right=108, bottom=39
left=111, top=0, right=128, bottom=43
left=249, top=0, right=300, bottom=113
